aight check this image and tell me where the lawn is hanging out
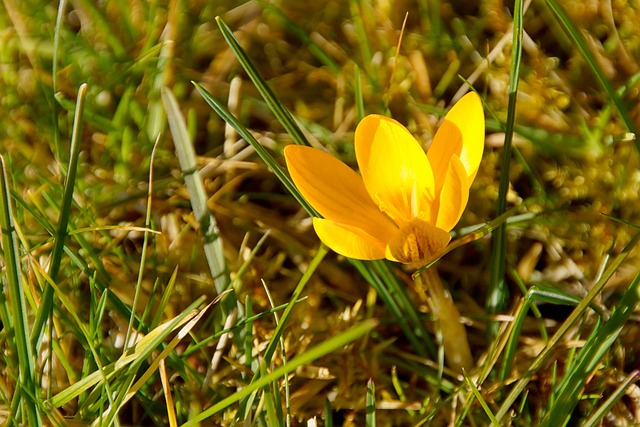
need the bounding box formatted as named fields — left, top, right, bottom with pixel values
left=1, top=0, right=640, bottom=425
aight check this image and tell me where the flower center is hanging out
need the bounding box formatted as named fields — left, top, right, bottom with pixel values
left=387, top=219, right=451, bottom=264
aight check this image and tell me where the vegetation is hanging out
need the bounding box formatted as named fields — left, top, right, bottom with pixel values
left=1, top=0, right=639, bottom=425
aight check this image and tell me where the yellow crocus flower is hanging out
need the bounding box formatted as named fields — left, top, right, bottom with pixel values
left=285, top=92, right=484, bottom=265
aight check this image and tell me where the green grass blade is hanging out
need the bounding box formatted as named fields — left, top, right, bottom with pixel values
left=463, top=372, right=499, bottom=426
left=124, top=136, right=160, bottom=350
left=181, top=318, right=378, bottom=426
left=544, top=0, right=637, bottom=139
left=540, top=272, right=640, bottom=426
left=192, top=82, right=316, bottom=216
left=366, top=378, right=376, bottom=427
left=486, top=0, right=524, bottom=339
left=0, top=156, right=42, bottom=426
left=215, top=16, right=309, bottom=147
left=162, top=87, right=230, bottom=295
left=32, top=83, right=87, bottom=348
left=355, top=66, right=365, bottom=121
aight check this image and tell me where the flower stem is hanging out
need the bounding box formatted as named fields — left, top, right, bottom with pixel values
left=415, top=268, right=473, bottom=374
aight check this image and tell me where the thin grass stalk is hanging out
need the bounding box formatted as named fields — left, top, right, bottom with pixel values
left=215, top=16, right=309, bottom=147
left=192, top=83, right=316, bottom=216
left=124, top=135, right=160, bottom=350
left=0, top=156, right=42, bottom=426
left=355, top=67, right=365, bottom=121
left=486, top=0, right=524, bottom=338
left=348, top=0, right=377, bottom=92
left=495, top=231, right=640, bottom=422
left=161, top=87, right=230, bottom=295
left=262, top=280, right=291, bottom=426
left=324, top=399, right=333, bottom=427
left=371, top=260, right=437, bottom=355
left=463, top=372, right=499, bottom=425
left=51, top=0, right=67, bottom=161
left=32, top=83, right=86, bottom=348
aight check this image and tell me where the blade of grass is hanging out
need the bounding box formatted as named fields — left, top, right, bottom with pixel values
left=495, top=231, right=640, bottom=422
left=124, top=135, right=160, bottom=350
left=192, top=82, right=316, bottom=216
left=159, top=359, right=178, bottom=427
left=193, top=82, right=318, bottom=216
left=540, top=272, right=640, bottom=426
left=366, top=378, right=376, bottom=427
left=0, top=156, right=42, bottom=426
left=51, top=0, right=67, bottom=161
left=162, top=87, right=230, bottom=295
left=181, top=318, right=378, bottom=425
left=486, top=0, right=524, bottom=339
left=348, top=0, right=377, bottom=92
left=463, top=372, right=499, bottom=426
left=32, top=83, right=87, bottom=348
left=215, top=16, right=309, bottom=147
left=355, top=66, right=365, bottom=121
left=262, top=279, right=290, bottom=426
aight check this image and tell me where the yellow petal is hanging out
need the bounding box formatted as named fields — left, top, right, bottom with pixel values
left=284, top=145, right=397, bottom=240
left=355, top=115, right=435, bottom=226
left=385, top=218, right=451, bottom=264
left=427, top=92, right=484, bottom=194
left=435, top=155, right=470, bottom=232
left=313, top=218, right=387, bottom=260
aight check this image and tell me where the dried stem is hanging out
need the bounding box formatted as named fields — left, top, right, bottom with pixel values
left=415, top=268, right=473, bottom=374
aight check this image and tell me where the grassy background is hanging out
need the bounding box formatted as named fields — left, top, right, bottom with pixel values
left=1, top=0, right=640, bottom=425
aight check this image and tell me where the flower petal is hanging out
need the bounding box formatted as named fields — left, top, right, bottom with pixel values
left=385, top=218, right=451, bottom=264
left=427, top=92, right=484, bottom=195
left=355, top=115, right=435, bottom=226
left=435, top=155, right=470, bottom=232
left=313, top=218, right=387, bottom=260
left=284, top=145, right=397, bottom=240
